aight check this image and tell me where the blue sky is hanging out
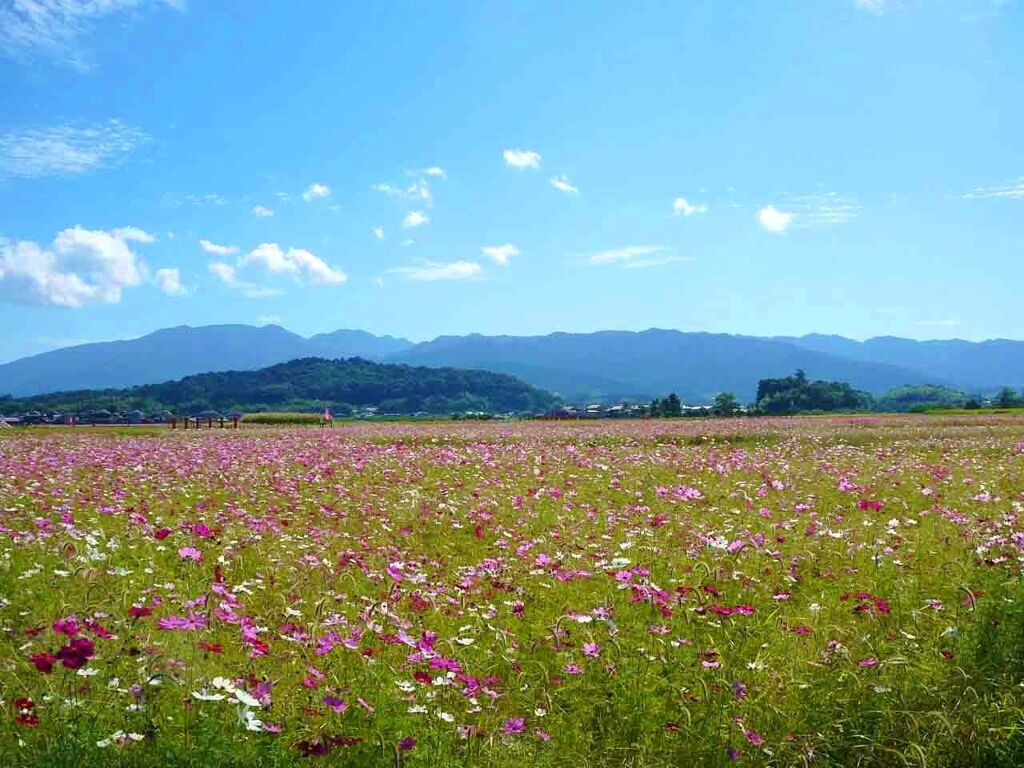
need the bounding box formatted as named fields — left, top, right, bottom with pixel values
left=1, top=0, right=1022, bottom=363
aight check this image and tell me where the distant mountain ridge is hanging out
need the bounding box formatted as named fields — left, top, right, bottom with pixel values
left=0, top=325, right=413, bottom=397
left=2, top=324, right=1023, bottom=402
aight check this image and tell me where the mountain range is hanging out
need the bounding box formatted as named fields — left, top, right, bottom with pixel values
left=2, top=324, right=1022, bottom=403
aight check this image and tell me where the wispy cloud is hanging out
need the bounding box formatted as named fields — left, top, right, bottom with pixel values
left=154, top=267, right=186, bottom=296
left=503, top=148, right=542, bottom=169
left=390, top=261, right=482, bottom=282
left=0, top=225, right=154, bottom=307
left=372, top=226, right=385, bottom=240
left=854, top=0, right=892, bottom=15
left=0, top=0, right=184, bottom=70
left=402, top=211, right=429, bottom=229
left=0, top=120, right=149, bottom=179
left=373, top=179, right=432, bottom=205
left=959, top=177, right=1024, bottom=200
left=672, top=197, right=708, bottom=217
left=784, top=192, right=862, bottom=227
left=165, top=193, right=228, bottom=208
left=482, top=244, right=519, bottom=266
left=550, top=175, right=579, bottom=194
left=302, top=182, right=330, bottom=202
left=199, top=239, right=238, bottom=256
left=207, top=262, right=281, bottom=299
left=259, top=314, right=282, bottom=324
left=758, top=205, right=795, bottom=233
left=582, top=245, right=688, bottom=269
left=251, top=204, right=274, bottom=218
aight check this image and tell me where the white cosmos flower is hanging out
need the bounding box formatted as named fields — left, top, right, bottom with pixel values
left=192, top=690, right=226, bottom=701
left=241, top=709, right=264, bottom=731
left=437, top=711, right=455, bottom=722
left=233, top=690, right=262, bottom=708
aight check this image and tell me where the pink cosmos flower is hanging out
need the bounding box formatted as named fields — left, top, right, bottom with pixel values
left=323, top=696, right=348, bottom=713
left=178, top=546, right=202, bottom=562
left=857, top=657, right=879, bottom=667
left=53, top=616, right=80, bottom=636
left=582, top=642, right=602, bottom=658
left=158, top=613, right=208, bottom=631
left=503, top=717, right=526, bottom=735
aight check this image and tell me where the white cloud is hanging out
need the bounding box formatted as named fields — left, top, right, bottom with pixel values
left=373, top=226, right=385, bottom=240
left=402, top=211, right=429, bottom=228
left=583, top=246, right=690, bottom=269
left=550, top=175, right=579, bottom=194
left=584, top=245, right=667, bottom=266
left=240, top=243, right=347, bottom=285
left=784, top=193, right=862, bottom=226
left=199, top=239, right=238, bottom=256
left=373, top=179, right=432, bottom=204
left=258, top=314, right=281, bottom=324
left=390, top=261, right=482, bottom=282
left=959, top=177, right=1024, bottom=200
left=672, top=197, right=708, bottom=217
left=0, top=0, right=184, bottom=69
left=302, top=182, right=330, bottom=202
left=482, top=244, right=520, bottom=266
left=854, top=0, right=890, bottom=14
left=0, top=225, right=153, bottom=307
left=251, top=204, right=274, bottom=217
left=621, top=255, right=690, bottom=270
left=206, top=262, right=281, bottom=299
left=0, top=120, right=148, bottom=179
left=154, top=267, right=186, bottom=296
left=758, top=205, right=794, bottom=233
left=407, top=166, right=446, bottom=179
left=503, top=148, right=542, bottom=169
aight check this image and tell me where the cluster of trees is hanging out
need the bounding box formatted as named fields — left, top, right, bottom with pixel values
left=755, top=370, right=872, bottom=414
left=875, top=384, right=1024, bottom=412
left=646, top=392, right=741, bottom=418
left=0, top=358, right=561, bottom=417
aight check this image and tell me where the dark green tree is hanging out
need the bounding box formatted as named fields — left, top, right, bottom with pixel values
left=993, top=387, right=1021, bottom=408
left=713, top=392, right=740, bottom=417
left=663, top=393, right=682, bottom=417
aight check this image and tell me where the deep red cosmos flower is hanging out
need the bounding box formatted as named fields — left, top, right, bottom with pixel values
left=13, top=698, right=39, bottom=726
left=56, top=636, right=96, bottom=669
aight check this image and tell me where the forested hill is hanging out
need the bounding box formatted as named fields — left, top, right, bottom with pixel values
left=0, top=358, right=560, bottom=416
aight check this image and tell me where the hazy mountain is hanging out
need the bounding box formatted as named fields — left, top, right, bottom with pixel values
left=1, top=357, right=558, bottom=416
left=0, top=325, right=413, bottom=397
left=775, top=334, right=1024, bottom=392
left=391, top=329, right=934, bottom=402
left=3, top=324, right=1022, bottom=404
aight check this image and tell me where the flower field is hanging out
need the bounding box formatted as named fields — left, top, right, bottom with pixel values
left=3, top=416, right=1024, bottom=767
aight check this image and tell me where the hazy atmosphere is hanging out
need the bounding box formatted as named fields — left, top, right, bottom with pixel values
left=2, top=0, right=1023, bottom=364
